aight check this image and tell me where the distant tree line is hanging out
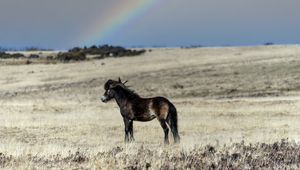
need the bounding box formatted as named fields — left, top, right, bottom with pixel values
left=56, top=44, right=146, bottom=62
left=0, top=52, right=25, bottom=59
left=0, top=44, right=146, bottom=63
left=70, top=44, right=146, bottom=57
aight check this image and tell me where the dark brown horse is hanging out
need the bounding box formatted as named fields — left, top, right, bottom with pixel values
left=100, top=78, right=180, bottom=144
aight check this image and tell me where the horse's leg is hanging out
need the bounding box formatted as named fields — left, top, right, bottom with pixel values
left=123, top=118, right=130, bottom=143
left=166, top=120, right=180, bottom=143
left=129, top=120, right=135, bottom=141
left=159, top=119, right=169, bottom=144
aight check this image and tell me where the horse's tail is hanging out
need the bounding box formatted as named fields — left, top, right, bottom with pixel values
left=167, top=102, right=180, bottom=143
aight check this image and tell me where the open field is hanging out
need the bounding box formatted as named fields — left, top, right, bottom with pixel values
left=1, top=45, right=300, bottom=169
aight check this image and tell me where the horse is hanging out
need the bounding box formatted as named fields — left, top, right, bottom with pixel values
left=100, top=78, right=180, bottom=144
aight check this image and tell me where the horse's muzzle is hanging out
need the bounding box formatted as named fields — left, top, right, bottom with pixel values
left=100, top=96, right=108, bottom=103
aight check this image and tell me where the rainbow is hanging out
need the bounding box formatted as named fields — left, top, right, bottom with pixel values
left=79, top=0, right=161, bottom=46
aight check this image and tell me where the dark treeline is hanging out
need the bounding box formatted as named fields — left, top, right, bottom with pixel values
left=57, top=44, right=146, bottom=62
left=70, top=44, right=146, bottom=57
left=0, top=45, right=146, bottom=62
left=0, top=52, right=25, bottom=59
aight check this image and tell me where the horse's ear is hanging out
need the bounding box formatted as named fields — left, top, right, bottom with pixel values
left=118, top=77, right=122, bottom=83
left=123, top=80, right=128, bottom=85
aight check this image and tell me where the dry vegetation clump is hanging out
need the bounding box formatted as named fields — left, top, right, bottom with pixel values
left=0, top=52, right=26, bottom=59
left=56, top=51, right=86, bottom=62
left=0, top=151, right=90, bottom=169
left=28, top=54, right=40, bottom=59
left=0, top=140, right=300, bottom=169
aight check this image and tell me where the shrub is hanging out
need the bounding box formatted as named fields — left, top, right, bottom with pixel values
left=29, top=54, right=40, bottom=59
left=25, top=60, right=32, bottom=64
left=46, top=56, right=54, bottom=60
left=264, top=42, right=274, bottom=46
left=56, top=52, right=86, bottom=62
left=11, top=53, right=25, bottom=58
left=0, top=52, right=25, bottom=59
left=69, top=47, right=81, bottom=53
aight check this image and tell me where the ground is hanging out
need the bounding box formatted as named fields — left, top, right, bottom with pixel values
left=1, top=45, right=300, bottom=169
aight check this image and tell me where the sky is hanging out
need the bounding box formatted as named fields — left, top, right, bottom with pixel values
left=0, top=0, right=299, bottom=50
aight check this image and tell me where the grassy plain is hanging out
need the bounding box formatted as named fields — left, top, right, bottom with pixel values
left=1, top=45, right=300, bottom=169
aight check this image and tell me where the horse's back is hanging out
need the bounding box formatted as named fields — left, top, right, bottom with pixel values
left=149, top=96, right=175, bottom=120
left=150, top=96, right=172, bottom=104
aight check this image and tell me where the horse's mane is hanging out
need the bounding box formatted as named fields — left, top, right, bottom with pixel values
left=104, top=79, right=140, bottom=99
left=118, top=84, right=140, bottom=99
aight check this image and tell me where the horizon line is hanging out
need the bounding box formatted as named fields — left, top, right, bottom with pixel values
left=1, top=42, right=300, bottom=51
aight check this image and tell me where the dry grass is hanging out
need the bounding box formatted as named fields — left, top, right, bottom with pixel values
left=2, top=139, right=300, bottom=169
left=1, top=45, right=300, bottom=169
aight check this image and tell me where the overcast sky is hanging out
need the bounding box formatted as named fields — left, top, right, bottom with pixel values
left=0, top=0, right=299, bottom=49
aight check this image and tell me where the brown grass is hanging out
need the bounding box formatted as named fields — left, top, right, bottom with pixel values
left=1, top=139, right=300, bottom=169
left=1, top=45, right=300, bottom=169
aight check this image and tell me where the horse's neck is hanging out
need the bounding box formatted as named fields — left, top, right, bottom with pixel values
left=114, top=89, right=139, bottom=108
left=114, top=90, right=129, bottom=108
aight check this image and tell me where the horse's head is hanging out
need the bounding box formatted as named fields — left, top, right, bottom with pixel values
left=101, top=77, right=128, bottom=103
